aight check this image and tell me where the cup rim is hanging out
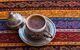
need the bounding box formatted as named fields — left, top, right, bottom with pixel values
left=26, top=14, right=47, bottom=32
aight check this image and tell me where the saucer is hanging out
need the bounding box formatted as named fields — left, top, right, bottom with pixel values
left=19, top=17, right=56, bottom=46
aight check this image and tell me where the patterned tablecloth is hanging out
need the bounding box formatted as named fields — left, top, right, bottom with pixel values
left=0, top=0, right=80, bottom=50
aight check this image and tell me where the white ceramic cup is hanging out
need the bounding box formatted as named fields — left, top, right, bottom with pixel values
left=26, top=14, right=47, bottom=32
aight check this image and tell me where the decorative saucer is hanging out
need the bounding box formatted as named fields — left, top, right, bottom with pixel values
left=19, top=17, right=56, bottom=46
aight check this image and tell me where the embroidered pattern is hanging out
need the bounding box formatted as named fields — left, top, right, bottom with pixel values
left=0, top=1, right=80, bottom=11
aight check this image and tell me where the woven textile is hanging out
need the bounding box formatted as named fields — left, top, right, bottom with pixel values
left=0, top=0, right=79, bottom=50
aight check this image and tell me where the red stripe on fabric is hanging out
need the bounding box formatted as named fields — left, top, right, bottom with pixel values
left=0, top=32, right=80, bottom=43
left=0, top=33, right=22, bottom=43
left=53, top=32, right=80, bottom=41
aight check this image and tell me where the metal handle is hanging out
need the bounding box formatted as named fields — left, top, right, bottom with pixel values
left=43, top=30, right=52, bottom=38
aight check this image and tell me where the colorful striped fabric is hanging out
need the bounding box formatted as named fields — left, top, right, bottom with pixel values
left=0, top=0, right=80, bottom=50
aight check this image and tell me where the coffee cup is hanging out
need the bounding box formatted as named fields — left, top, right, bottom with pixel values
left=26, top=14, right=52, bottom=38
left=26, top=14, right=47, bottom=32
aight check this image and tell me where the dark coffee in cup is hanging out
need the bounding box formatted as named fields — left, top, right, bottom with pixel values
left=26, top=14, right=53, bottom=40
left=26, top=14, right=46, bottom=32
left=28, top=15, right=45, bottom=29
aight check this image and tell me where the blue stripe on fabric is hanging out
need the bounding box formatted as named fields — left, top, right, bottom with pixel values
left=50, top=18, right=80, bottom=21
left=0, top=20, right=11, bottom=30
left=50, top=18, right=80, bottom=29
left=0, top=18, right=80, bottom=30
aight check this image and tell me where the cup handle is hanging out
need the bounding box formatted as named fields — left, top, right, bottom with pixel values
left=43, top=30, right=52, bottom=38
